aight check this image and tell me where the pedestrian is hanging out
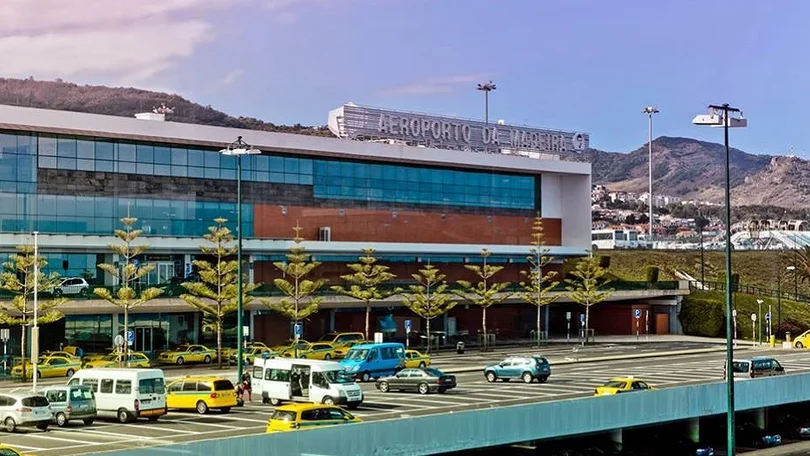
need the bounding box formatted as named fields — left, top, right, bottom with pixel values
left=241, top=372, right=252, bottom=402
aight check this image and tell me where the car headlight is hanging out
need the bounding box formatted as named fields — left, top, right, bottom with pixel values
left=350, top=365, right=360, bottom=372
left=338, top=390, right=347, bottom=397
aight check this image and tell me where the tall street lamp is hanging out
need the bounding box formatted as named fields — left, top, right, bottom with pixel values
left=477, top=80, right=496, bottom=127
left=219, top=136, right=260, bottom=383
left=32, top=231, right=39, bottom=392
left=642, top=106, right=659, bottom=248
left=692, top=103, right=747, bottom=456
left=787, top=265, right=797, bottom=301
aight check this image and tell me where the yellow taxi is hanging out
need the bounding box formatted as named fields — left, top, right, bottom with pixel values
left=270, top=339, right=302, bottom=353
left=81, top=348, right=114, bottom=364
left=266, top=403, right=361, bottom=432
left=279, top=341, right=315, bottom=358
left=404, top=350, right=431, bottom=368
left=229, top=346, right=276, bottom=364
left=83, top=352, right=151, bottom=368
left=158, top=344, right=217, bottom=365
left=222, top=341, right=273, bottom=360
left=594, top=377, right=655, bottom=396
left=166, top=376, right=238, bottom=414
left=40, top=350, right=81, bottom=361
left=0, top=445, right=26, bottom=456
left=793, top=330, right=810, bottom=348
left=318, top=332, right=366, bottom=347
left=297, top=343, right=340, bottom=360
left=11, top=355, right=82, bottom=379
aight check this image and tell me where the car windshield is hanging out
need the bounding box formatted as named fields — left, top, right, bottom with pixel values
left=22, top=396, right=49, bottom=407
left=424, top=368, right=444, bottom=377
left=318, top=333, right=338, bottom=342
left=324, top=370, right=354, bottom=384
left=139, top=378, right=165, bottom=394
left=344, top=349, right=369, bottom=361
left=101, top=355, right=119, bottom=361
left=603, top=381, right=627, bottom=388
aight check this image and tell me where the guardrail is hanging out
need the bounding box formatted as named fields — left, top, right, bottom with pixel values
left=101, top=372, right=810, bottom=456
left=691, top=280, right=808, bottom=303
left=0, top=280, right=682, bottom=301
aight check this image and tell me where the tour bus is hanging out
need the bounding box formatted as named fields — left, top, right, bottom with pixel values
left=591, top=229, right=640, bottom=250
left=252, top=358, right=363, bottom=410
left=68, top=368, right=167, bottom=423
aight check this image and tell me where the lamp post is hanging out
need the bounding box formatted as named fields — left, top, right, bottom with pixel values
left=643, top=106, right=659, bottom=248
left=787, top=265, right=797, bottom=302
left=756, top=299, right=763, bottom=345
left=32, top=231, right=39, bottom=393
left=692, top=103, right=747, bottom=456
left=219, top=136, right=260, bottom=384
left=476, top=81, right=496, bottom=127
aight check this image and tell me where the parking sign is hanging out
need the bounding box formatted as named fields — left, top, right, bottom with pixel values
left=634, top=309, right=641, bottom=319
left=294, top=324, right=302, bottom=337
left=405, top=320, right=412, bottom=333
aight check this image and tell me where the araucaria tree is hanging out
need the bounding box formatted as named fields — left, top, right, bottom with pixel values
left=332, top=248, right=401, bottom=339
left=519, top=217, right=560, bottom=347
left=0, top=246, right=68, bottom=380
left=456, top=249, right=513, bottom=352
left=265, top=224, right=328, bottom=357
left=180, top=218, right=258, bottom=368
left=94, top=217, right=163, bottom=363
left=401, top=264, right=456, bottom=354
left=565, top=254, right=613, bottom=345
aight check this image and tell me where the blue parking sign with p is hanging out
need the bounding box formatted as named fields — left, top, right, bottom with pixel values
left=634, top=309, right=641, bottom=319
left=126, top=330, right=135, bottom=342
left=405, top=320, right=412, bottom=333
left=765, top=312, right=771, bottom=321
left=294, top=324, right=302, bottom=337
left=579, top=314, right=585, bottom=324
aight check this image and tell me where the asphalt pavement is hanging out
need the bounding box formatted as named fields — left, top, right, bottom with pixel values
left=0, top=341, right=800, bottom=455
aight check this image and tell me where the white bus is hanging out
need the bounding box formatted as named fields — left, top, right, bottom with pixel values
left=591, top=229, right=640, bottom=250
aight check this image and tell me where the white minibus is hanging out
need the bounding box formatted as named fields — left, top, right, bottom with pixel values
left=252, top=358, right=363, bottom=409
left=68, top=368, right=167, bottom=423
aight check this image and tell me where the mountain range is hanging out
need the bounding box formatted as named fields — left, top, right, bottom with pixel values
left=584, top=137, right=810, bottom=209
left=0, top=77, right=805, bottom=209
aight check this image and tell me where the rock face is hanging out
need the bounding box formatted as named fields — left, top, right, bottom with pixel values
left=585, top=137, right=810, bottom=208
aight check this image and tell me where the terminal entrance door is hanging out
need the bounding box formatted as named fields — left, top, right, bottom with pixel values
left=135, top=327, right=153, bottom=353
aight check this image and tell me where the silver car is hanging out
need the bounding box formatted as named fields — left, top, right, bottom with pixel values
left=43, top=385, right=97, bottom=427
left=0, top=392, right=51, bottom=432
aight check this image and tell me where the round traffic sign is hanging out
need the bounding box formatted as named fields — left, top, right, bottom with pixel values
left=751, top=313, right=757, bottom=322
left=114, top=335, right=124, bottom=347
left=732, top=309, right=737, bottom=317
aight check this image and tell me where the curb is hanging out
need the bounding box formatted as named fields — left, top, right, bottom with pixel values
left=440, top=346, right=746, bottom=374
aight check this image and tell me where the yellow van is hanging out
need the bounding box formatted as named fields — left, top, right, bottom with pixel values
left=166, top=376, right=237, bottom=414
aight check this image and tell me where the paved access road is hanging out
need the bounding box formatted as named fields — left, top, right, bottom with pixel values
left=2, top=343, right=796, bottom=456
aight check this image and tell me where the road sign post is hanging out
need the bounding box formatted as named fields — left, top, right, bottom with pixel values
left=565, top=312, right=571, bottom=343
left=645, top=310, right=650, bottom=341
left=579, top=314, right=585, bottom=345
left=634, top=309, right=641, bottom=340
left=114, top=334, right=125, bottom=367
left=0, top=328, right=8, bottom=373
left=766, top=310, right=772, bottom=343
left=405, top=320, right=412, bottom=349
left=126, top=330, right=134, bottom=347
left=751, top=313, right=757, bottom=345
left=732, top=309, right=738, bottom=346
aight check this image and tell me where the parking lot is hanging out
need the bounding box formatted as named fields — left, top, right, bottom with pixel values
left=2, top=347, right=808, bottom=455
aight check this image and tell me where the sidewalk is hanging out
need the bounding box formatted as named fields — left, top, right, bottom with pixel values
left=746, top=441, right=810, bottom=455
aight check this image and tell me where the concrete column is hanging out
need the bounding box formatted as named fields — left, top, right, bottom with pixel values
left=610, top=428, right=623, bottom=448
left=193, top=312, right=200, bottom=344
left=756, top=408, right=766, bottom=429
left=249, top=310, right=256, bottom=342
left=688, top=418, right=700, bottom=443
left=544, top=306, right=550, bottom=336
left=329, top=310, right=336, bottom=333
left=111, top=313, right=120, bottom=339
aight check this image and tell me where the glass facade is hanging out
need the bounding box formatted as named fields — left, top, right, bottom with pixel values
left=0, top=129, right=537, bottom=238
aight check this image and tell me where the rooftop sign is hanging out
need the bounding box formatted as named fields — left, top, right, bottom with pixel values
left=328, top=103, right=589, bottom=154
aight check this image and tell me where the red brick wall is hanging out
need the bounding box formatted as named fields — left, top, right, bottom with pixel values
left=254, top=205, right=562, bottom=246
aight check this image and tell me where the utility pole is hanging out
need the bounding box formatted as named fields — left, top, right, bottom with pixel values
left=643, top=106, right=659, bottom=249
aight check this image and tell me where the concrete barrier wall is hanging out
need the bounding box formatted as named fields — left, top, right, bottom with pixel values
left=104, top=373, right=810, bottom=456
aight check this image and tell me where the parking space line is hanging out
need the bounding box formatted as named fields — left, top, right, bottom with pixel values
left=172, top=418, right=242, bottom=429
left=57, top=427, right=159, bottom=439
left=118, top=423, right=199, bottom=434
left=172, top=414, right=268, bottom=424
left=2, top=443, right=44, bottom=451
left=17, top=433, right=100, bottom=444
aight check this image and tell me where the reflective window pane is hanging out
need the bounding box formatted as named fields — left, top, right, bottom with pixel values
left=76, top=139, right=94, bottom=159
left=57, top=137, right=76, bottom=158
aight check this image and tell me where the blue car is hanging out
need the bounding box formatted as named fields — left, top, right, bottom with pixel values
left=483, top=356, right=551, bottom=383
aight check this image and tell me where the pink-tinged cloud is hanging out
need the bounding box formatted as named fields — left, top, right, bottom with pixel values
left=379, top=74, right=494, bottom=96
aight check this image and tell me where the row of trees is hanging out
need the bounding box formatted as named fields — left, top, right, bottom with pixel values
left=0, top=215, right=615, bottom=375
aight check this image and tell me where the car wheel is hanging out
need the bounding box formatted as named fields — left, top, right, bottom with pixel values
left=83, top=418, right=94, bottom=425
left=324, top=354, right=331, bottom=360
left=117, top=409, right=131, bottom=423
left=196, top=400, right=209, bottom=414
left=54, top=289, right=63, bottom=297
left=79, top=288, right=88, bottom=297
left=379, top=381, right=390, bottom=393
left=485, top=371, right=497, bottom=383
left=56, top=412, right=68, bottom=427
left=418, top=383, right=429, bottom=395
left=522, top=372, right=534, bottom=384
left=221, top=407, right=231, bottom=414
left=419, top=362, right=426, bottom=368
left=66, top=368, right=75, bottom=377
left=176, top=357, right=184, bottom=365
left=3, top=417, right=15, bottom=433
left=204, top=355, right=211, bottom=364
left=797, top=341, right=804, bottom=349
left=322, top=396, right=335, bottom=405
left=36, top=422, right=48, bottom=431
left=361, top=371, right=371, bottom=382
left=269, top=398, right=282, bottom=406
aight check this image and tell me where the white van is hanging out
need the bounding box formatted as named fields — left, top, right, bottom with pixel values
left=252, top=358, right=363, bottom=410
left=67, top=368, right=167, bottom=423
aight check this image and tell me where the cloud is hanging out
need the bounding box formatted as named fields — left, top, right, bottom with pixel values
left=221, top=69, right=245, bottom=86
left=264, top=0, right=325, bottom=24
left=379, top=74, right=493, bottom=96
left=0, top=0, right=234, bottom=84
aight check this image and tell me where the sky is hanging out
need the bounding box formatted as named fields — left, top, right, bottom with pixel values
left=1, top=0, right=808, bottom=156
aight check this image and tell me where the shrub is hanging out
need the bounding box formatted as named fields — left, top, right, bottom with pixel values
left=645, top=265, right=660, bottom=283
left=679, top=293, right=725, bottom=337
left=598, top=255, right=611, bottom=269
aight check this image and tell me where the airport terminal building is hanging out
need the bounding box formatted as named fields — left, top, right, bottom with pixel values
left=0, top=103, right=598, bottom=352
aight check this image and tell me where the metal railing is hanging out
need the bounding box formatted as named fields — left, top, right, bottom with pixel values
left=690, top=280, right=808, bottom=303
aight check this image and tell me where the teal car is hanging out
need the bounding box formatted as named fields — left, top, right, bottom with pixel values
left=483, top=356, right=551, bottom=383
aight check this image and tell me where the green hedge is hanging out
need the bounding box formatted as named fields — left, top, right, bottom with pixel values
left=679, top=292, right=725, bottom=337
left=645, top=265, right=660, bottom=283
